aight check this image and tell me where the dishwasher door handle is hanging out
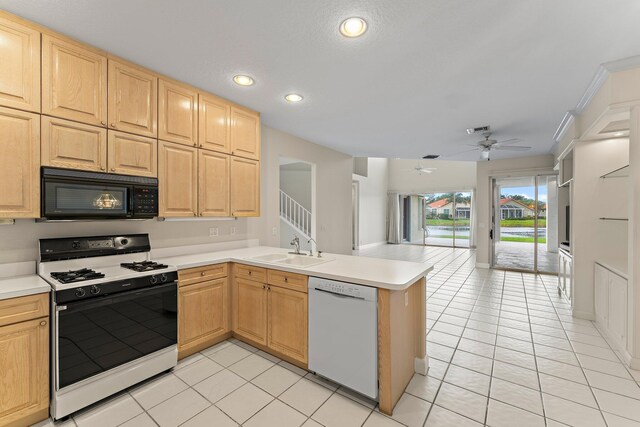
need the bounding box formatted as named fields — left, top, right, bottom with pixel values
left=313, top=287, right=365, bottom=300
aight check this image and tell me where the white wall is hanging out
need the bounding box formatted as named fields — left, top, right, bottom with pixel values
left=0, top=124, right=353, bottom=264
left=353, top=158, right=389, bottom=247
left=280, top=162, right=312, bottom=211
left=475, top=154, right=555, bottom=266
left=248, top=125, right=353, bottom=255
left=388, top=159, right=476, bottom=194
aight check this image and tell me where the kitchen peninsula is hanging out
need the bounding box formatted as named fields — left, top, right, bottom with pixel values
left=156, top=245, right=433, bottom=415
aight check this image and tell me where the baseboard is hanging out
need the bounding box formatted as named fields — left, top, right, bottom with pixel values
left=414, top=356, right=429, bottom=375
left=357, top=241, right=387, bottom=250
left=475, top=263, right=490, bottom=269
left=593, top=320, right=635, bottom=368
left=572, top=309, right=595, bottom=321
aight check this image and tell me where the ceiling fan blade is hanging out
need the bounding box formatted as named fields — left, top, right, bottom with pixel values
left=495, top=138, right=521, bottom=146
left=494, top=146, right=531, bottom=151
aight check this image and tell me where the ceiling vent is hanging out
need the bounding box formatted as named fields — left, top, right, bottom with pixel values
left=422, top=154, right=440, bottom=159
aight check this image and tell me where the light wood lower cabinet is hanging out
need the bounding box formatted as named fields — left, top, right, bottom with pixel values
left=233, top=277, right=268, bottom=346
left=0, top=107, right=40, bottom=218
left=594, top=263, right=628, bottom=352
left=107, top=131, right=157, bottom=177
left=0, top=294, right=49, bottom=427
left=158, top=140, right=198, bottom=217
left=41, top=115, right=107, bottom=172
left=267, top=286, right=308, bottom=363
left=232, top=265, right=308, bottom=364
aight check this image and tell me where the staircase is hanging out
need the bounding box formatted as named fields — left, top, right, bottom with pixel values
left=280, top=190, right=311, bottom=239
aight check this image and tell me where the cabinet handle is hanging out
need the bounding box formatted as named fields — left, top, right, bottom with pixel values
left=101, top=121, right=106, bottom=126
left=40, top=320, right=47, bottom=327
left=201, top=272, right=206, bottom=276
left=199, top=144, right=203, bottom=148
left=248, top=271, right=252, bottom=275
left=284, top=277, right=288, bottom=282
left=100, top=167, right=106, bottom=171
left=193, top=143, right=197, bottom=147
left=110, top=168, right=116, bottom=172
left=268, top=286, right=271, bottom=292
left=263, top=285, right=266, bottom=289
left=110, top=123, right=116, bottom=127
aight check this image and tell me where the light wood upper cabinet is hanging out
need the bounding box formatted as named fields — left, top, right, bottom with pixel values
left=0, top=107, right=40, bottom=218
left=42, top=34, right=107, bottom=126
left=158, top=140, right=198, bottom=217
left=199, top=150, right=230, bottom=217
left=0, top=16, right=40, bottom=112
left=41, top=116, right=107, bottom=172
left=230, top=106, right=260, bottom=159
left=107, top=131, right=157, bottom=177
left=230, top=156, right=260, bottom=217
left=178, top=278, right=229, bottom=358
left=0, top=317, right=49, bottom=426
left=268, top=286, right=308, bottom=364
left=159, top=79, right=198, bottom=146
left=108, top=59, right=157, bottom=137
left=233, top=277, right=268, bottom=346
left=198, top=93, right=230, bottom=153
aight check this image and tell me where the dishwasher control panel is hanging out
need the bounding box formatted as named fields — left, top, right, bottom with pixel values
left=308, top=277, right=377, bottom=301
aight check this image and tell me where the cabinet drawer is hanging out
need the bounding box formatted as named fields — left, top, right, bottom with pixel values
left=234, top=264, right=267, bottom=283
left=179, top=263, right=228, bottom=287
left=268, top=270, right=308, bottom=293
left=0, top=293, right=49, bottom=327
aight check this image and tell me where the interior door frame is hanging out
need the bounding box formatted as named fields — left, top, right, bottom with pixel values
left=352, top=181, right=359, bottom=250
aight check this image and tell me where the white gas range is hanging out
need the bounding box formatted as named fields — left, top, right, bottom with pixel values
left=38, top=234, right=179, bottom=420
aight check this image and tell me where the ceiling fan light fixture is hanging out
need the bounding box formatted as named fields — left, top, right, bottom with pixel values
left=481, top=150, right=490, bottom=160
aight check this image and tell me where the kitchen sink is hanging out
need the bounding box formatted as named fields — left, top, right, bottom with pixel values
left=248, top=253, right=332, bottom=268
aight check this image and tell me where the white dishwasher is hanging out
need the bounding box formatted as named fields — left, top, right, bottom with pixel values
left=308, top=277, right=378, bottom=400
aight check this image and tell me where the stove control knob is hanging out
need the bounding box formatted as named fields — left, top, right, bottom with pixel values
left=160, top=273, right=168, bottom=283
left=75, top=288, right=86, bottom=297
left=90, top=285, right=101, bottom=295
left=150, top=275, right=158, bottom=284
left=71, top=241, right=80, bottom=249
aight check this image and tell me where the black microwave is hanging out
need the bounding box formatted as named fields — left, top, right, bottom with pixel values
left=41, top=167, right=158, bottom=220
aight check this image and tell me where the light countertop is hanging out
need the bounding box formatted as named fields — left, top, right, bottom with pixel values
left=0, top=275, right=51, bottom=301
left=156, top=246, right=433, bottom=290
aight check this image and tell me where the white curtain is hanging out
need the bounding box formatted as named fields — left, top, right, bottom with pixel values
left=387, top=193, right=402, bottom=244
left=470, top=189, right=477, bottom=248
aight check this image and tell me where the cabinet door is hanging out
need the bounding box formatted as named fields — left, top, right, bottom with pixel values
left=179, top=278, right=228, bottom=357
left=233, top=277, right=267, bottom=345
left=42, top=34, right=107, bottom=126
left=267, top=286, right=308, bottom=364
left=159, top=79, right=198, bottom=146
left=108, top=59, right=157, bottom=137
left=0, top=16, right=40, bottom=112
left=230, top=156, right=260, bottom=217
left=199, top=150, right=230, bottom=217
left=41, top=116, right=107, bottom=172
left=0, top=317, right=48, bottom=426
left=230, top=106, right=260, bottom=159
left=594, top=264, right=608, bottom=327
left=608, top=274, right=627, bottom=347
left=0, top=107, right=40, bottom=218
left=199, top=93, right=230, bottom=153
left=158, top=140, right=198, bottom=217
left=107, top=131, right=157, bottom=177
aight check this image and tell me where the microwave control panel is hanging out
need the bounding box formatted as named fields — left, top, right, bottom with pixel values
left=133, top=187, right=159, bottom=216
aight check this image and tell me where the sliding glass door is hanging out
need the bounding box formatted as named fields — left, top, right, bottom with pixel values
left=399, top=191, right=473, bottom=248
left=491, top=175, right=558, bottom=273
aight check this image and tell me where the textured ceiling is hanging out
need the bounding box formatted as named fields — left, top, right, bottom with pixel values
left=3, top=0, right=640, bottom=160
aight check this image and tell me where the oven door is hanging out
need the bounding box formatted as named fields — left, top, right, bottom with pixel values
left=55, top=282, right=177, bottom=390
left=43, top=177, right=132, bottom=220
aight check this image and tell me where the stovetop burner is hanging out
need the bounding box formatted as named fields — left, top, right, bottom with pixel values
left=51, top=268, right=106, bottom=284
left=120, top=261, right=169, bottom=272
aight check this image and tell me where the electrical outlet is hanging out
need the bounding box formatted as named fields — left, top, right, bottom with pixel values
left=230, top=226, right=236, bottom=235
left=209, top=227, right=218, bottom=237
left=272, top=227, right=277, bottom=236
left=405, top=291, right=409, bottom=307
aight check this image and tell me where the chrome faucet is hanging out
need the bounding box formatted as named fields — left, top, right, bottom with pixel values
left=308, top=238, right=322, bottom=258
left=289, top=236, right=302, bottom=255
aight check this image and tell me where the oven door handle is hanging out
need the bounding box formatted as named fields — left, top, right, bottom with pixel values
left=60, top=282, right=176, bottom=313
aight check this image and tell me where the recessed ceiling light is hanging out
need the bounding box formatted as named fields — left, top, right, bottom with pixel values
left=233, top=75, right=254, bottom=86
left=614, top=131, right=625, bottom=136
left=339, top=17, right=367, bottom=38
left=284, top=93, right=303, bottom=103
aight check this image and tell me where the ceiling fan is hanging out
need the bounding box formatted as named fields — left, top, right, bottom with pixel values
left=401, top=161, right=437, bottom=175
left=449, top=131, right=531, bottom=161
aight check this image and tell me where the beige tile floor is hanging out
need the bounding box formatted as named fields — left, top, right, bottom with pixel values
left=34, top=245, right=640, bottom=426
